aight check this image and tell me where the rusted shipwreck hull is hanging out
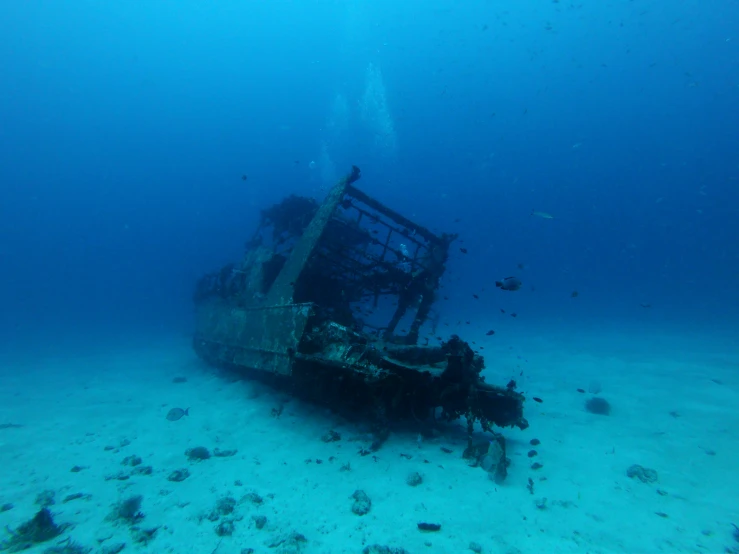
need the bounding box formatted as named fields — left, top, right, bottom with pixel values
left=193, top=167, right=528, bottom=435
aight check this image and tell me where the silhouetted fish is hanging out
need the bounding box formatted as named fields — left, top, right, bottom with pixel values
left=166, top=408, right=189, bottom=421
left=495, top=277, right=522, bottom=291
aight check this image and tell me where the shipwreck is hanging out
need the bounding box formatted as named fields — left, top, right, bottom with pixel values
left=193, top=166, right=528, bottom=447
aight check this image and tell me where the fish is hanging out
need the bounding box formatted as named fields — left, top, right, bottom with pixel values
left=530, top=210, right=554, bottom=219
left=486, top=330, right=495, bottom=336
left=166, top=407, right=189, bottom=421
left=495, top=277, right=522, bottom=291
left=571, top=291, right=579, bottom=298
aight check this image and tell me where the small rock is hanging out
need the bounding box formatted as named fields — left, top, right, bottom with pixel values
left=216, top=496, right=236, bottom=516
left=186, top=446, right=211, bottom=461
left=351, top=490, right=372, bottom=515
left=100, top=543, right=126, bottom=554
left=321, top=430, right=341, bottom=442
left=243, top=491, right=263, bottom=505
left=35, top=490, right=55, bottom=507
left=585, top=397, right=611, bottom=415
left=121, top=455, right=142, bottom=467
left=167, top=469, right=190, bottom=482
left=469, top=542, right=483, bottom=553
left=626, top=464, right=658, bottom=484
left=406, top=472, right=423, bottom=487
left=252, top=515, right=267, bottom=529
left=215, top=519, right=235, bottom=536
left=213, top=448, right=237, bottom=457
left=362, top=546, right=409, bottom=554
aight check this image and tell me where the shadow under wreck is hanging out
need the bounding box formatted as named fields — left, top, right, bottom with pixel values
left=192, top=166, right=528, bottom=455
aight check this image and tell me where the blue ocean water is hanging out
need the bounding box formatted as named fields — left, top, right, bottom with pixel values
left=0, top=2, right=737, bottom=553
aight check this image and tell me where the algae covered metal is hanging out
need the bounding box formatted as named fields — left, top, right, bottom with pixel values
left=193, top=167, right=528, bottom=435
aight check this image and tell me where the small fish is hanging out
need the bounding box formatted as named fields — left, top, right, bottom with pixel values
left=496, top=276, right=522, bottom=291
left=640, top=303, right=652, bottom=308
left=472, top=294, right=479, bottom=299
left=571, top=290, right=579, bottom=298
left=241, top=175, right=248, bottom=181
left=510, top=313, right=518, bottom=317
left=460, top=248, right=468, bottom=254
left=486, top=330, right=495, bottom=336
left=166, top=407, right=189, bottom=421
left=530, top=210, right=554, bottom=219
left=532, top=397, right=543, bottom=403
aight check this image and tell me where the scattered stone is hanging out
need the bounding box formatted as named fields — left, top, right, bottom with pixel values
left=63, top=493, right=91, bottom=503
left=252, top=515, right=267, bottom=530
left=654, top=511, right=669, bottom=518
left=527, top=450, right=538, bottom=458
left=406, top=472, right=423, bottom=487
left=167, top=469, right=190, bottom=482
left=267, top=531, right=307, bottom=550
left=243, top=491, right=263, bottom=505
left=468, top=542, right=483, bottom=553
left=213, top=448, right=237, bottom=458
left=70, top=466, right=88, bottom=473
left=216, top=496, right=236, bottom=516
left=0, top=508, right=69, bottom=551
left=121, top=455, right=142, bottom=467
left=531, top=462, right=543, bottom=470
left=131, top=465, right=153, bottom=476
left=110, top=495, right=144, bottom=524
left=130, top=526, right=158, bottom=545
left=529, top=438, right=540, bottom=446
left=656, top=488, right=668, bottom=496
left=535, top=497, right=548, bottom=510
left=585, top=397, right=611, bottom=415
left=0, top=503, right=13, bottom=512
left=99, top=543, right=125, bottom=554
left=104, top=471, right=129, bottom=481
left=321, top=430, right=341, bottom=443
left=241, top=549, right=255, bottom=554
left=215, top=520, right=235, bottom=537
left=186, top=446, right=211, bottom=461
left=35, top=490, right=56, bottom=508
left=362, top=546, right=409, bottom=554
left=417, top=522, right=441, bottom=532
left=626, top=464, right=658, bottom=484
left=42, top=538, right=91, bottom=553
left=351, top=490, right=372, bottom=515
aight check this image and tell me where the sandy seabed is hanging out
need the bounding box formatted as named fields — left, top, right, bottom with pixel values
left=0, top=324, right=737, bottom=554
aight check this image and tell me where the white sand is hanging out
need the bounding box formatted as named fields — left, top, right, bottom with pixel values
left=0, top=325, right=737, bottom=554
